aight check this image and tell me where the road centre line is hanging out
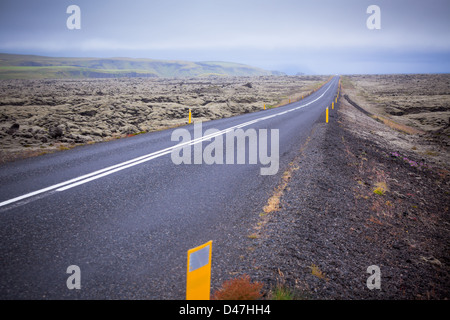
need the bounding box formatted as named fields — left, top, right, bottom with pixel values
left=0, top=81, right=334, bottom=207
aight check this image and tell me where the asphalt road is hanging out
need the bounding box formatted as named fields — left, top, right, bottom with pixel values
left=0, top=76, right=340, bottom=299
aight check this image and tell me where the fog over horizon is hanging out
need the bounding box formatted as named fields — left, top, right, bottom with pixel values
left=1, top=0, right=449, bottom=75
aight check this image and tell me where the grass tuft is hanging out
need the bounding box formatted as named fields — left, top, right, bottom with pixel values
left=310, top=264, right=329, bottom=281
left=373, top=181, right=388, bottom=195
left=270, top=285, right=295, bottom=300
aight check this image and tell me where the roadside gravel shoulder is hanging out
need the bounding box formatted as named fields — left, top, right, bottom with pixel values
left=239, top=96, right=450, bottom=300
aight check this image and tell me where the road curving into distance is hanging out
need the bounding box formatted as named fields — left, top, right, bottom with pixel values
left=0, top=76, right=340, bottom=299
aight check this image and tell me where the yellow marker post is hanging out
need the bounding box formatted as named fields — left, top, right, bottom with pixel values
left=188, top=108, right=192, bottom=124
left=264, top=103, right=266, bottom=110
left=332, top=102, right=334, bottom=110
left=326, top=107, right=329, bottom=123
left=186, top=241, right=213, bottom=300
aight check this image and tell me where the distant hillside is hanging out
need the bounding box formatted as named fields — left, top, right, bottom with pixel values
left=0, top=53, right=284, bottom=79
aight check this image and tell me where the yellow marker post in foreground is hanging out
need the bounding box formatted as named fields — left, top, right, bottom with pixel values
left=188, top=108, right=192, bottom=124
left=332, top=102, right=334, bottom=110
left=186, top=241, right=213, bottom=300
left=326, top=107, right=329, bottom=123
left=264, top=103, right=266, bottom=110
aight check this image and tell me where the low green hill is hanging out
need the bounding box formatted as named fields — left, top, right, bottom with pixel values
left=0, top=53, right=284, bottom=79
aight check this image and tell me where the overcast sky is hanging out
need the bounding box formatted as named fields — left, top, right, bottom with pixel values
left=1, top=0, right=449, bottom=74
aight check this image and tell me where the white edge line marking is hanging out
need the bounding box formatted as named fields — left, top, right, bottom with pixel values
left=0, top=81, right=334, bottom=207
